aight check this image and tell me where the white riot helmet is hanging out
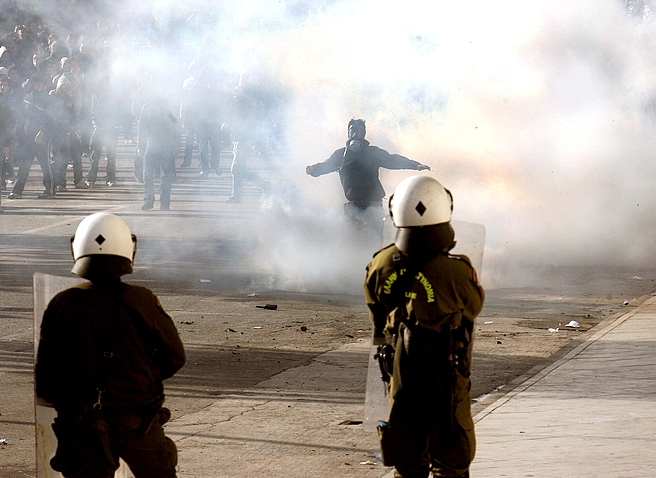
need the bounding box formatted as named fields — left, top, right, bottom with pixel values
left=70, top=212, right=137, bottom=279
left=389, top=176, right=455, bottom=256
left=389, top=176, right=452, bottom=227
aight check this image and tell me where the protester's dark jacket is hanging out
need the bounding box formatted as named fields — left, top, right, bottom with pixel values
left=309, top=140, right=422, bottom=202
left=35, top=280, right=185, bottom=409
left=22, top=90, right=51, bottom=139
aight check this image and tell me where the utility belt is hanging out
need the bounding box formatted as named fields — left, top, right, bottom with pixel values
left=375, top=321, right=470, bottom=386
left=58, top=393, right=167, bottom=434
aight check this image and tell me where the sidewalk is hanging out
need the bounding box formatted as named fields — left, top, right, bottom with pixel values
left=168, top=294, right=656, bottom=478
left=469, top=293, right=656, bottom=477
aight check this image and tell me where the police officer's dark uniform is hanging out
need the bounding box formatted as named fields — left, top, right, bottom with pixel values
left=35, top=212, right=186, bottom=478
left=364, top=176, right=484, bottom=478
left=306, top=119, right=429, bottom=224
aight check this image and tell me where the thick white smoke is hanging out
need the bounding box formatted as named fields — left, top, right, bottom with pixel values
left=12, top=0, right=656, bottom=291
left=252, top=0, right=656, bottom=290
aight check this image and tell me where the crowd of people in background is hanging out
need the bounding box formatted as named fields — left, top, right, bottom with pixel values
left=0, top=3, right=287, bottom=211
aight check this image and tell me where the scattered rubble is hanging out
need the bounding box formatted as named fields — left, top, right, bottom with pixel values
left=256, top=304, right=278, bottom=310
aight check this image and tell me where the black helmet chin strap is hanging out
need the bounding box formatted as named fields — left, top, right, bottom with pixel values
left=395, top=223, right=456, bottom=257
left=131, top=234, right=137, bottom=261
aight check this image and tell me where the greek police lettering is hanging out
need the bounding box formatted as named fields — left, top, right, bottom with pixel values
left=383, top=268, right=406, bottom=295
left=383, top=272, right=397, bottom=295
left=415, top=272, right=435, bottom=303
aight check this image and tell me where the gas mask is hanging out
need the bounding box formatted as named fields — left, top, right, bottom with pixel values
left=338, top=119, right=367, bottom=169
left=347, top=138, right=362, bottom=153
left=339, top=136, right=365, bottom=170
left=347, top=123, right=365, bottom=153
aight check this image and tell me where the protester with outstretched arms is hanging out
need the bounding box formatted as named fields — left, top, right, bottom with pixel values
left=307, top=119, right=430, bottom=228
left=306, top=119, right=430, bottom=203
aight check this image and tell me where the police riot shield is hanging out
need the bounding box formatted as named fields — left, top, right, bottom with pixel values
left=363, top=219, right=486, bottom=430
left=34, top=273, right=130, bottom=478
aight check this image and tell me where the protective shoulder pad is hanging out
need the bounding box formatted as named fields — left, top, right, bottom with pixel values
left=447, top=253, right=474, bottom=268
left=70, top=281, right=92, bottom=290
left=372, top=243, right=396, bottom=259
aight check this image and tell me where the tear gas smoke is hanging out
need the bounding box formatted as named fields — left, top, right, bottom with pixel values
left=7, top=0, right=656, bottom=292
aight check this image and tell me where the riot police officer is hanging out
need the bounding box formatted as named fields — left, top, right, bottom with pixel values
left=35, top=212, right=186, bottom=478
left=364, top=176, right=484, bottom=478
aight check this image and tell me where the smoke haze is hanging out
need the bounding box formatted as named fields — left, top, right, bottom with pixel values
left=7, top=0, right=656, bottom=290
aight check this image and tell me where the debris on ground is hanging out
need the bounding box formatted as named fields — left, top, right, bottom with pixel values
left=338, top=420, right=362, bottom=426
left=565, top=320, right=580, bottom=328
left=548, top=327, right=559, bottom=332
left=256, top=304, right=278, bottom=310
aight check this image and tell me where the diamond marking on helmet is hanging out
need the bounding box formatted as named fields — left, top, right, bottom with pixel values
left=415, top=201, right=427, bottom=216
left=95, top=234, right=106, bottom=245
